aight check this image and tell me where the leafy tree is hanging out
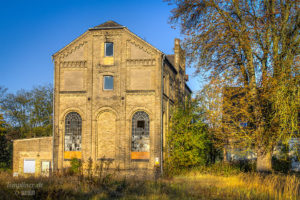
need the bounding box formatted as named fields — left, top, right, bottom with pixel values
left=165, top=100, right=212, bottom=175
left=30, top=85, right=53, bottom=137
left=167, top=0, right=299, bottom=171
left=0, top=114, right=11, bottom=169
left=0, top=84, right=53, bottom=139
left=1, top=90, right=32, bottom=138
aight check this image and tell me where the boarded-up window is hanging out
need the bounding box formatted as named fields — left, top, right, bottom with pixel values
left=41, top=161, right=50, bottom=176
left=24, top=159, right=35, bottom=173
left=63, top=71, right=84, bottom=91
left=131, top=111, right=150, bottom=160
left=97, top=111, right=116, bottom=159
left=65, top=112, right=82, bottom=151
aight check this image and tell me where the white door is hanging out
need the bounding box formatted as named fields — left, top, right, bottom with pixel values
left=41, top=161, right=50, bottom=176
left=23, top=159, right=35, bottom=173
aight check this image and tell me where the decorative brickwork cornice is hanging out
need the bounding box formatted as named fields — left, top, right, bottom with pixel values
left=60, top=41, right=87, bottom=59
left=61, top=61, right=87, bottom=68
left=126, top=59, right=156, bottom=66
left=126, top=90, right=155, bottom=94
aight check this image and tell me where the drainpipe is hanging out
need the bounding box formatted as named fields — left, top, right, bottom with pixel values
left=52, top=57, right=55, bottom=173
left=161, top=54, right=165, bottom=176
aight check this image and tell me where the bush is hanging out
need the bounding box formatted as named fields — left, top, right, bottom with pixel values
left=165, top=100, right=212, bottom=176
left=193, top=162, right=242, bottom=176
left=272, top=157, right=291, bottom=173
left=190, top=161, right=256, bottom=176
left=70, top=158, right=82, bottom=175
left=232, top=160, right=256, bottom=172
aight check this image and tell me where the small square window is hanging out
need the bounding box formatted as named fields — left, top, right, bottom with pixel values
left=103, top=76, right=114, bottom=90
left=105, top=42, right=113, bottom=57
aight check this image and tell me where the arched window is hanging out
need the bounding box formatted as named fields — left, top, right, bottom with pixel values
left=131, top=111, right=150, bottom=159
left=65, top=112, right=82, bottom=151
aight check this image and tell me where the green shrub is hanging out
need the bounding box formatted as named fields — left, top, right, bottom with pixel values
left=165, top=100, right=212, bottom=176
left=272, top=157, right=291, bottom=173
left=70, top=158, right=82, bottom=175
left=193, top=162, right=242, bottom=176
left=190, top=161, right=256, bottom=176
left=232, top=160, right=256, bottom=172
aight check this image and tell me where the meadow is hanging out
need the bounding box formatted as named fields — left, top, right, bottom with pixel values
left=0, top=165, right=299, bottom=200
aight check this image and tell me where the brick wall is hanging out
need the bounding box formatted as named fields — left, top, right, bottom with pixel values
left=13, top=137, right=52, bottom=176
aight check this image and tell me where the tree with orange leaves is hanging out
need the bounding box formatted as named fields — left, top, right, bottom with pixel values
left=167, top=0, right=299, bottom=172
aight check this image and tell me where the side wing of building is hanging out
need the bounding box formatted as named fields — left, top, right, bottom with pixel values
left=13, top=137, right=52, bottom=176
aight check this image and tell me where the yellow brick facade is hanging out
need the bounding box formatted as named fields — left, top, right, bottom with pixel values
left=13, top=137, right=52, bottom=176
left=13, top=21, right=191, bottom=177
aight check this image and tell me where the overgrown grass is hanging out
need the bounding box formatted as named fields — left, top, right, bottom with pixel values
left=0, top=167, right=299, bottom=200
left=179, top=170, right=300, bottom=200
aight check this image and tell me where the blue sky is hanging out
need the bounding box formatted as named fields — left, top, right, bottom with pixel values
left=0, top=0, right=200, bottom=93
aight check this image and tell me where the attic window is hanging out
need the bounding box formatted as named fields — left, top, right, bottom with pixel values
left=105, top=42, right=114, bottom=57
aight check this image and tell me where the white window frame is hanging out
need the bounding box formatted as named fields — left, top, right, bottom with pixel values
left=104, top=42, right=114, bottom=57
left=103, top=75, right=114, bottom=91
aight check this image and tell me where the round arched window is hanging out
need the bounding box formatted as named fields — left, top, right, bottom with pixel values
left=65, top=112, right=82, bottom=151
left=131, top=111, right=149, bottom=154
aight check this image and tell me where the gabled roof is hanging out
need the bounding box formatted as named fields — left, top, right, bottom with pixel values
left=90, top=21, right=163, bottom=54
left=89, top=20, right=125, bottom=30
left=185, top=84, right=192, bottom=94
left=53, top=20, right=163, bottom=57
left=166, top=55, right=175, bottom=67
left=165, top=55, right=177, bottom=74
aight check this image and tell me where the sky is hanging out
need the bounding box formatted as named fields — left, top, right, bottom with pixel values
left=0, top=0, right=201, bottom=94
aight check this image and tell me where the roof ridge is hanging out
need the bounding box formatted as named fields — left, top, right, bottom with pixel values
left=91, top=20, right=125, bottom=29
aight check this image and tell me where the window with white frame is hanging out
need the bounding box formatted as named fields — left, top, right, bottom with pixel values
left=105, top=42, right=114, bottom=57
left=103, top=76, right=114, bottom=90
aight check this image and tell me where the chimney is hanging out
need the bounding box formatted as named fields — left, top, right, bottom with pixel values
left=174, top=38, right=186, bottom=74
left=174, top=38, right=180, bottom=72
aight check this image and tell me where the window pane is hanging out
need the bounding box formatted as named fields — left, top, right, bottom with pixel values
left=65, top=112, right=82, bottom=151
left=105, top=42, right=113, bottom=56
left=132, top=111, right=149, bottom=153
left=104, top=76, right=114, bottom=90
left=137, top=121, right=145, bottom=128
left=24, top=160, right=35, bottom=173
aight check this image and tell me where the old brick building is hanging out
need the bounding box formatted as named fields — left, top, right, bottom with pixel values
left=13, top=21, right=191, bottom=177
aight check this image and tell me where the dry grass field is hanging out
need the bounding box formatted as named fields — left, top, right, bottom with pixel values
left=0, top=170, right=299, bottom=200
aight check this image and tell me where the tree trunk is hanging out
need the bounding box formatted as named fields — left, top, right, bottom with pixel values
left=223, top=147, right=229, bottom=162
left=256, top=150, right=272, bottom=172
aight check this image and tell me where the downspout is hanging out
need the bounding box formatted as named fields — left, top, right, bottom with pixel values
left=51, top=56, right=55, bottom=173
left=161, top=54, right=165, bottom=176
